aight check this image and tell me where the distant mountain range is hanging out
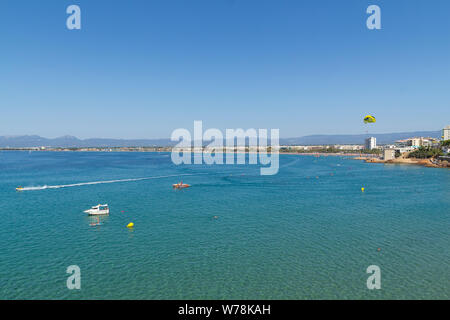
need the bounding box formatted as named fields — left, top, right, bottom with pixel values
left=0, top=131, right=442, bottom=148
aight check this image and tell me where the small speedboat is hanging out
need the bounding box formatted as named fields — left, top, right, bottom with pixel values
left=16, top=186, right=24, bottom=192
left=173, top=181, right=190, bottom=189
left=84, top=204, right=109, bottom=215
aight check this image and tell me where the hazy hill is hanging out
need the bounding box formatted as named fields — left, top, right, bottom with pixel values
left=0, top=131, right=442, bottom=148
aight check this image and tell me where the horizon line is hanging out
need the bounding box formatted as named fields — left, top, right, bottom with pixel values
left=0, top=129, right=444, bottom=141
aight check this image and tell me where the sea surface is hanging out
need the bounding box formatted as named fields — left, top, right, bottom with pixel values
left=0, top=151, right=448, bottom=299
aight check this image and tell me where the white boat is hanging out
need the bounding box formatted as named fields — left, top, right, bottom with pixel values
left=84, top=204, right=109, bottom=215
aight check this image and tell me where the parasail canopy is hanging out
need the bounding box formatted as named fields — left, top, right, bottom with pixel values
left=363, top=115, right=376, bottom=124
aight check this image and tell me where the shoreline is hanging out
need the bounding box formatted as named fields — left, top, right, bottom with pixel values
left=0, top=148, right=376, bottom=158
left=2, top=148, right=448, bottom=168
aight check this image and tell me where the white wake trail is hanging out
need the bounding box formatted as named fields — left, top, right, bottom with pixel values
left=19, top=173, right=202, bottom=191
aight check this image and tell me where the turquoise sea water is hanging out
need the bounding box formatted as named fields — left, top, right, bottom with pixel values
left=0, top=151, right=448, bottom=300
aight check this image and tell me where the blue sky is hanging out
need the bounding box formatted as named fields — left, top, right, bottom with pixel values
left=0, top=0, right=449, bottom=139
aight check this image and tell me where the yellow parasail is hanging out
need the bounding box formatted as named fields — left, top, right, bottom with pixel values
left=363, top=115, right=376, bottom=124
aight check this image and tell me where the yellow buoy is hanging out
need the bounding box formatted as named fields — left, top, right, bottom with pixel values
left=361, top=187, right=365, bottom=192
left=127, top=222, right=134, bottom=228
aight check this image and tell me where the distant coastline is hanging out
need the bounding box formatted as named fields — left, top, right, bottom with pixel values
left=0, top=146, right=374, bottom=157
left=0, top=130, right=442, bottom=148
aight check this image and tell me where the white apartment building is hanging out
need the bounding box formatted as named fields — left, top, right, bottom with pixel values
left=383, top=149, right=396, bottom=160
left=443, top=125, right=450, bottom=140
left=365, top=137, right=377, bottom=150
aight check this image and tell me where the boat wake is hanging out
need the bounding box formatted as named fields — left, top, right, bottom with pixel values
left=18, top=173, right=203, bottom=191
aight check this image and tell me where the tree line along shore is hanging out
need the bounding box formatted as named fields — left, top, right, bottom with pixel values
left=356, top=140, right=450, bottom=169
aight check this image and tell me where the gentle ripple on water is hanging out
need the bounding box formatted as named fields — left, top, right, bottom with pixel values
left=0, top=151, right=449, bottom=299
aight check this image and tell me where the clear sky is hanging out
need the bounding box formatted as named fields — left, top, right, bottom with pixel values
left=0, top=0, right=449, bottom=139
